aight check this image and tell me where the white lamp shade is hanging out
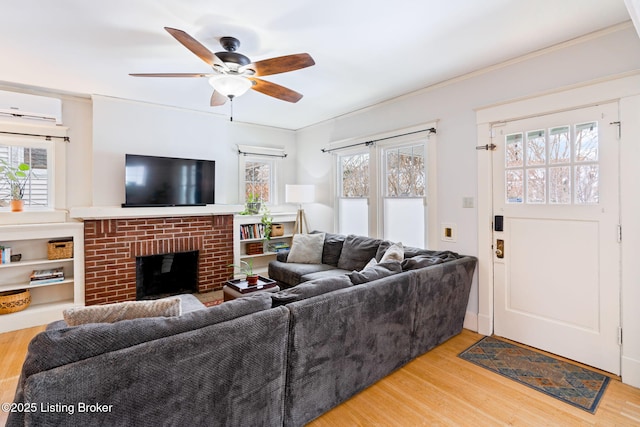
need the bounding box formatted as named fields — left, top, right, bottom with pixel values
left=286, top=184, right=315, bottom=204
left=208, top=75, right=253, bottom=97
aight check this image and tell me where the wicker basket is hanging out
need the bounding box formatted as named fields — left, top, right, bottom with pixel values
left=271, top=224, right=284, bottom=237
left=0, top=289, right=31, bottom=315
left=48, top=239, right=73, bottom=260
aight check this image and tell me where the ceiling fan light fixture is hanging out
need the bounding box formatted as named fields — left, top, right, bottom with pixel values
left=208, top=74, right=252, bottom=98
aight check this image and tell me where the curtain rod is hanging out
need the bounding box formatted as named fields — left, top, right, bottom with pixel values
left=321, top=127, right=436, bottom=153
left=238, top=149, right=287, bottom=158
left=0, top=130, right=70, bottom=142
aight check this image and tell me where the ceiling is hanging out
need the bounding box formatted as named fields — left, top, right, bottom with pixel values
left=0, top=0, right=632, bottom=130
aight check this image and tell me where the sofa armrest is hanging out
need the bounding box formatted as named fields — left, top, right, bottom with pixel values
left=276, top=250, right=290, bottom=262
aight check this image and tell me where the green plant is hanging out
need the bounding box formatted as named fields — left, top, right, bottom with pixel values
left=261, top=207, right=273, bottom=240
left=228, top=260, right=257, bottom=277
left=240, top=193, right=262, bottom=215
left=0, top=160, right=30, bottom=201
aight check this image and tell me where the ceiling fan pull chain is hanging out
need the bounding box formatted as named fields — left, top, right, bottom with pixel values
left=229, top=95, right=234, bottom=122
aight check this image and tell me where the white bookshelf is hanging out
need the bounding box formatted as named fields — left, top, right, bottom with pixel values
left=233, top=213, right=296, bottom=277
left=0, top=222, right=84, bottom=333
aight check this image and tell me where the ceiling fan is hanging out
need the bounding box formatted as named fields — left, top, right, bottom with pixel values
left=130, top=27, right=315, bottom=106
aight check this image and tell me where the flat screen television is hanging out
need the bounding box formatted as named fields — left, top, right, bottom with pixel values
left=123, top=154, right=215, bottom=207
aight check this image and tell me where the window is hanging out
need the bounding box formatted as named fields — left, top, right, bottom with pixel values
left=244, top=158, right=274, bottom=203
left=337, top=152, right=369, bottom=236
left=382, top=143, right=427, bottom=248
left=0, top=141, right=52, bottom=208
left=505, top=121, right=599, bottom=205
left=384, top=144, right=425, bottom=197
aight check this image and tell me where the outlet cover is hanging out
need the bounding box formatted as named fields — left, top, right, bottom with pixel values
left=441, top=223, right=457, bottom=242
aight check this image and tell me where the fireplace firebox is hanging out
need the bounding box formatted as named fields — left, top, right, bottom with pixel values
left=136, top=250, right=199, bottom=300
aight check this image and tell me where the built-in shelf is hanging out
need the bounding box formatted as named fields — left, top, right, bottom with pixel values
left=0, top=222, right=84, bottom=333
left=233, top=213, right=297, bottom=278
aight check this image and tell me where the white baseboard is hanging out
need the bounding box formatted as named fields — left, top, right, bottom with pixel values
left=477, top=313, right=493, bottom=336
left=622, top=356, right=640, bottom=389
left=463, top=311, right=478, bottom=332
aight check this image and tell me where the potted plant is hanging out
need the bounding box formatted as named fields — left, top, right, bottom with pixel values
left=261, top=207, right=273, bottom=240
left=244, top=193, right=262, bottom=215
left=0, top=159, right=30, bottom=212
left=228, top=260, right=260, bottom=286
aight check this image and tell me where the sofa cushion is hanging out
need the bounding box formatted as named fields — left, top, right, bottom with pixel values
left=379, top=242, right=404, bottom=263
left=347, top=261, right=402, bottom=285
left=401, top=251, right=461, bottom=271
left=300, top=269, right=351, bottom=282
left=268, top=260, right=337, bottom=287
left=63, top=297, right=182, bottom=326
left=337, top=235, right=383, bottom=271
left=271, top=275, right=353, bottom=306
left=287, top=233, right=325, bottom=264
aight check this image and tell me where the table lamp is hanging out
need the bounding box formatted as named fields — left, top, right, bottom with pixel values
left=285, top=184, right=315, bottom=234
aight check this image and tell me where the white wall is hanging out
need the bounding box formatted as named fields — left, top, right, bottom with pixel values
left=296, top=25, right=640, bottom=326
left=91, top=96, right=297, bottom=207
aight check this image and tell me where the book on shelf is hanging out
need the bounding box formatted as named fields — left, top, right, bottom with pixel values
left=30, top=267, right=65, bottom=284
left=30, top=276, right=66, bottom=285
left=0, top=246, right=11, bottom=264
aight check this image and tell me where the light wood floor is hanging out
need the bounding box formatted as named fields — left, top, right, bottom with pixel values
left=2, top=327, right=640, bottom=426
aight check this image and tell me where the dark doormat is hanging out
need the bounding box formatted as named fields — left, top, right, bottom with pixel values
left=458, top=336, right=610, bottom=413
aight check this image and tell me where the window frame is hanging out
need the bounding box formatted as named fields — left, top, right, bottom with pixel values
left=239, top=155, right=276, bottom=205
left=0, top=131, right=64, bottom=212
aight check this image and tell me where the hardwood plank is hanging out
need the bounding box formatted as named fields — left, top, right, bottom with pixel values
left=2, top=326, right=640, bottom=426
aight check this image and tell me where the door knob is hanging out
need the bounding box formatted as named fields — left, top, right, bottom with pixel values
left=496, top=239, right=504, bottom=258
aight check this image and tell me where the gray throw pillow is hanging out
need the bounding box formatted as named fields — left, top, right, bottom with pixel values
left=316, top=231, right=346, bottom=266
left=347, top=261, right=402, bottom=285
left=337, top=235, right=383, bottom=271
left=287, top=233, right=325, bottom=264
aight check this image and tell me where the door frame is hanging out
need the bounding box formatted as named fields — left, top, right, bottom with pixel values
left=476, top=73, right=639, bottom=338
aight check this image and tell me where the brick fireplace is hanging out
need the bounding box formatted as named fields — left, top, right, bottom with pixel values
left=84, top=215, right=233, bottom=305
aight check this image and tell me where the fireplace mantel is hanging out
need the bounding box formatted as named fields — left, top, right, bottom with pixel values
left=70, top=204, right=244, bottom=220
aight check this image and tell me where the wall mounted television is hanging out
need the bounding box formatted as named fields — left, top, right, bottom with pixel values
left=123, top=154, right=215, bottom=207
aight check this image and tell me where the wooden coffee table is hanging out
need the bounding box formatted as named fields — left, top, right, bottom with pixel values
left=223, top=276, right=280, bottom=301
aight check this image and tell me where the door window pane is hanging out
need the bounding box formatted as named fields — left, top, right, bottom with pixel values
left=549, top=166, right=571, bottom=204
left=549, top=126, right=570, bottom=164
left=526, top=130, right=546, bottom=166
left=575, top=122, right=598, bottom=162
left=506, top=133, right=523, bottom=168
left=575, top=165, right=599, bottom=204
left=526, top=168, right=546, bottom=204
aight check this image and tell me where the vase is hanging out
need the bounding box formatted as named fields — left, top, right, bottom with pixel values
left=10, top=199, right=24, bottom=212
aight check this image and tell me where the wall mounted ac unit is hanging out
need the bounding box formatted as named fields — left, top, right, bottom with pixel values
left=0, top=91, right=62, bottom=124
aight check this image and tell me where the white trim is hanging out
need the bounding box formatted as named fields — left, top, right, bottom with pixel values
left=463, top=310, right=478, bottom=332
left=625, top=0, right=640, bottom=38
left=476, top=72, right=640, bottom=384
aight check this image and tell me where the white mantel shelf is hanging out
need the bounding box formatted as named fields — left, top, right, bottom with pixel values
left=69, top=205, right=245, bottom=220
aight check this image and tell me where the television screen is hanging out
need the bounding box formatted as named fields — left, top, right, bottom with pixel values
left=124, top=154, right=215, bottom=207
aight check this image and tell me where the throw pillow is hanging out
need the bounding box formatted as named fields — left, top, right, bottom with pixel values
left=400, top=251, right=461, bottom=271
left=287, top=232, right=325, bottom=264
left=63, top=297, right=182, bottom=326
left=337, top=235, right=383, bottom=271
left=380, top=242, right=404, bottom=263
left=312, top=231, right=346, bottom=266
left=347, top=261, right=402, bottom=285
left=364, top=257, right=378, bottom=269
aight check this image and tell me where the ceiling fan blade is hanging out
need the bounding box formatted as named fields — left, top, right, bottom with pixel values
left=129, top=73, right=212, bottom=77
left=248, top=53, right=315, bottom=77
left=164, top=27, right=228, bottom=71
left=210, top=91, right=228, bottom=106
left=248, top=78, right=303, bottom=103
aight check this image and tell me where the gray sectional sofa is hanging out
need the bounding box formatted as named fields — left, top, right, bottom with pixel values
left=9, top=233, right=477, bottom=427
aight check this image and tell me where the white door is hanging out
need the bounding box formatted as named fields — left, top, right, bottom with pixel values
left=492, top=103, right=621, bottom=374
